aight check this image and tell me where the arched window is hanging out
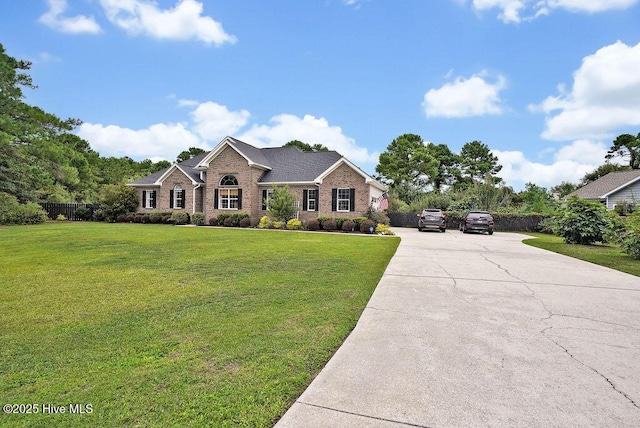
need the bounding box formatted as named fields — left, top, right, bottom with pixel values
left=217, top=175, right=241, bottom=210
left=173, top=184, right=184, bottom=209
left=220, top=175, right=238, bottom=186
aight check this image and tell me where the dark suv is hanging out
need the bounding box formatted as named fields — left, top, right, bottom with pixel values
left=418, top=209, right=446, bottom=233
left=459, top=210, right=494, bottom=235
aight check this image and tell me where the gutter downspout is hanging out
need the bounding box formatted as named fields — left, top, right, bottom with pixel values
left=193, top=184, right=202, bottom=214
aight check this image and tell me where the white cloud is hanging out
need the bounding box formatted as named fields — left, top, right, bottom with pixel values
left=189, top=102, right=250, bottom=141
left=100, top=0, right=237, bottom=45
left=77, top=122, right=202, bottom=160
left=468, top=0, right=638, bottom=23
left=39, top=0, right=102, bottom=34
left=423, top=72, right=507, bottom=118
left=238, top=114, right=378, bottom=164
left=493, top=140, right=607, bottom=188
left=76, top=101, right=377, bottom=164
left=531, top=41, right=640, bottom=141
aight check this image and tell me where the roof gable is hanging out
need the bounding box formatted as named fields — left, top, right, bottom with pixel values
left=196, top=136, right=271, bottom=171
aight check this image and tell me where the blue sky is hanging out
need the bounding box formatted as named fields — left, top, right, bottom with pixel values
left=2, top=0, right=640, bottom=191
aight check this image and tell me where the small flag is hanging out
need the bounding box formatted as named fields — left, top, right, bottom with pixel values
left=378, top=193, right=389, bottom=210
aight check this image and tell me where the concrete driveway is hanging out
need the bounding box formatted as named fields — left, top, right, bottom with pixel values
left=276, top=228, right=640, bottom=427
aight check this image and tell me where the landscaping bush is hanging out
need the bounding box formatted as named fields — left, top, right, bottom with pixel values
left=208, top=217, right=219, bottom=226
left=258, top=216, right=272, bottom=229
left=360, top=219, right=376, bottom=234
left=365, top=207, right=390, bottom=225
left=191, top=212, right=205, bottom=226
left=56, top=214, right=67, bottom=221
left=286, top=218, right=302, bottom=230
left=116, top=214, right=127, bottom=223
left=149, top=212, right=163, bottom=224
left=272, top=221, right=283, bottom=229
left=375, top=223, right=394, bottom=235
left=92, top=209, right=106, bottom=222
left=171, top=212, right=190, bottom=225
left=133, top=215, right=142, bottom=223
left=217, top=212, right=250, bottom=227
left=239, top=217, right=252, bottom=228
left=162, top=215, right=172, bottom=224
left=620, top=211, right=640, bottom=259
left=341, top=220, right=355, bottom=232
left=352, top=217, right=368, bottom=231
left=98, top=182, right=138, bottom=222
left=74, top=206, right=92, bottom=221
left=141, top=214, right=150, bottom=224
left=307, top=219, right=320, bottom=231
left=223, top=217, right=233, bottom=227
left=0, top=194, right=48, bottom=225
left=323, top=219, right=337, bottom=231
left=335, top=217, right=350, bottom=230
left=552, top=197, right=609, bottom=245
left=126, top=215, right=135, bottom=222
left=317, top=216, right=332, bottom=230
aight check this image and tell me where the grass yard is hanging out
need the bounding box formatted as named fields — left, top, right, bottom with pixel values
left=522, top=232, right=640, bottom=277
left=0, top=222, right=399, bottom=427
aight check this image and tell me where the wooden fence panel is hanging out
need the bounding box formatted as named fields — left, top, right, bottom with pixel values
left=40, top=203, right=99, bottom=221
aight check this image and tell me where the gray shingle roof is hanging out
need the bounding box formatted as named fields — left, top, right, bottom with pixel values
left=129, top=137, right=383, bottom=188
left=570, top=170, right=640, bottom=199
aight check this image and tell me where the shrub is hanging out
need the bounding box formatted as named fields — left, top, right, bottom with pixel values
left=141, top=214, right=150, bottom=224
left=0, top=194, right=48, bottom=225
left=360, top=219, right=376, bottom=234
left=223, top=217, right=233, bottom=227
left=92, top=209, right=106, bottom=222
left=620, top=211, right=640, bottom=259
left=191, top=212, right=205, bottom=226
left=149, top=212, right=163, bottom=224
left=258, top=216, right=272, bottom=229
left=323, top=219, right=337, bottom=231
left=133, top=215, right=142, bottom=223
left=272, top=221, right=283, bottom=229
left=375, top=223, right=394, bottom=235
left=208, top=217, right=219, bottom=226
left=162, top=215, right=173, bottom=224
left=171, top=211, right=190, bottom=225
left=116, top=214, right=127, bottom=223
left=239, top=217, right=252, bottom=228
left=552, top=197, right=609, bottom=245
left=335, top=217, right=350, bottom=230
left=614, top=201, right=636, bottom=216
left=56, top=214, right=67, bottom=221
left=98, top=182, right=138, bottom=222
left=365, top=207, right=390, bottom=225
left=267, top=185, right=297, bottom=222
left=341, top=220, right=355, bottom=232
left=317, top=216, right=332, bottom=230
left=218, top=212, right=250, bottom=227
left=126, top=215, right=135, bottom=223
left=352, top=217, right=367, bottom=231
left=74, top=206, right=91, bottom=221
left=307, top=219, right=320, bottom=231
left=286, top=218, right=302, bottom=230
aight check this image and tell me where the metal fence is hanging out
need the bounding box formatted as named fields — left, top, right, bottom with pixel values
left=40, top=203, right=99, bottom=221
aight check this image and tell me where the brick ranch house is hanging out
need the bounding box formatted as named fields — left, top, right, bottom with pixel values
left=128, top=136, right=387, bottom=223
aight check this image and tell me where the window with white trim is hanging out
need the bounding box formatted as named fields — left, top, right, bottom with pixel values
left=143, top=190, right=156, bottom=208
left=174, top=185, right=184, bottom=209
left=218, top=175, right=240, bottom=210
left=307, top=189, right=317, bottom=211
left=337, top=188, right=351, bottom=212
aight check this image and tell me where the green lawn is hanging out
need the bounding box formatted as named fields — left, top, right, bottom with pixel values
left=522, top=232, right=640, bottom=277
left=0, top=222, right=399, bottom=427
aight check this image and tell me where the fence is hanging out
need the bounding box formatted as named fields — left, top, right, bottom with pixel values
left=388, top=212, right=547, bottom=232
left=40, top=203, right=99, bottom=221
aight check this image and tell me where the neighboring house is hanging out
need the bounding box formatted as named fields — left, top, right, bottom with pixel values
left=128, top=136, right=386, bottom=223
left=567, top=170, right=640, bottom=210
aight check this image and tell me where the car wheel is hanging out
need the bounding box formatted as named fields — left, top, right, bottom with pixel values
left=418, top=227, right=423, bottom=232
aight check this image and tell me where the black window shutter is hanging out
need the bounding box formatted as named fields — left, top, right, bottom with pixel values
left=331, top=188, right=337, bottom=211
left=151, top=191, right=156, bottom=208
left=237, top=189, right=242, bottom=209
left=302, top=190, right=308, bottom=211
left=214, top=189, right=219, bottom=209
left=180, top=190, right=186, bottom=208
left=350, top=188, right=355, bottom=212
left=169, top=190, right=174, bottom=209
left=142, top=191, right=147, bottom=208
left=262, top=189, right=267, bottom=210
left=315, top=189, right=319, bottom=211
